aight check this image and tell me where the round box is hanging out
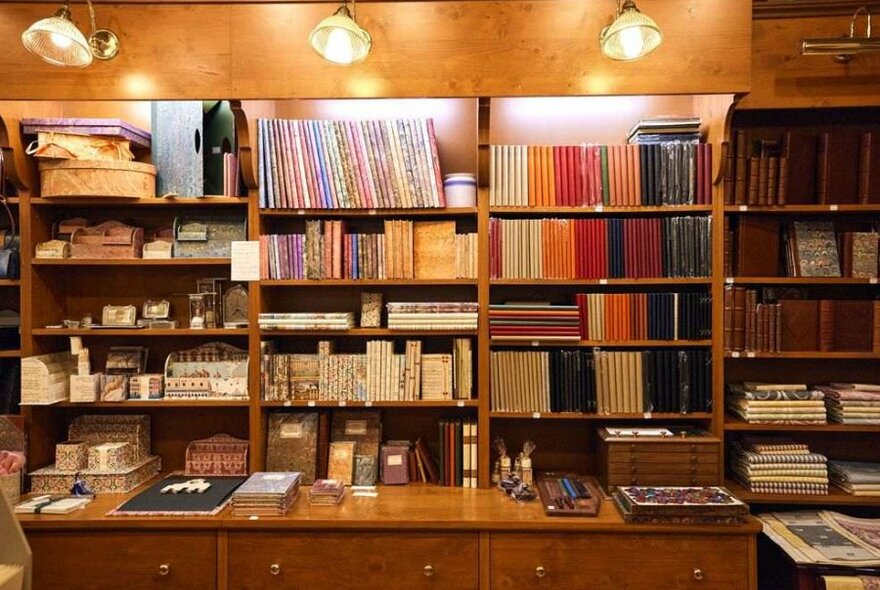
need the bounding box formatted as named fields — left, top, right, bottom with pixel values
left=0, top=471, right=21, bottom=505
left=443, top=173, right=477, bottom=207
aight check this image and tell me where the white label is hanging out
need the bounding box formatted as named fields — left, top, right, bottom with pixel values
left=249, top=515, right=260, bottom=520
left=353, top=491, right=379, bottom=498
left=283, top=401, right=291, bottom=407
left=643, top=412, right=652, bottom=419
left=830, top=204, right=839, bottom=211
left=871, top=278, right=878, bottom=285
left=595, top=205, right=604, bottom=212
left=746, top=351, right=756, bottom=358
left=532, top=412, right=541, bottom=419
left=599, top=279, right=608, bottom=285
left=230, top=241, right=260, bottom=281
left=280, top=423, right=303, bottom=439
left=297, top=209, right=305, bottom=216
left=365, top=401, right=373, bottom=407
left=531, top=341, right=539, bottom=347
left=307, top=400, right=316, bottom=407
left=738, top=205, right=747, bottom=212
left=338, top=400, right=347, bottom=407
left=387, top=455, right=403, bottom=466
left=265, top=474, right=288, bottom=480
left=457, top=401, right=465, bottom=408
left=731, top=351, right=741, bottom=358
left=725, top=277, right=734, bottom=284
left=368, top=209, right=377, bottom=216
left=345, top=419, right=368, bottom=436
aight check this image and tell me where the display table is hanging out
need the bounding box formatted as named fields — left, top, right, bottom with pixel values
left=18, top=484, right=760, bottom=590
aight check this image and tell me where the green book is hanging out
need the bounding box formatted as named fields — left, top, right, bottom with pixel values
left=600, top=145, right=610, bottom=206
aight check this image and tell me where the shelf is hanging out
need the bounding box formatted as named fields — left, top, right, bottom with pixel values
left=725, top=418, right=880, bottom=432
left=32, top=258, right=231, bottom=267
left=0, top=279, right=19, bottom=287
left=724, top=481, right=879, bottom=506
left=727, top=277, right=877, bottom=285
left=32, top=328, right=249, bottom=337
left=726, top=350, right=880, bottom=359
left=724, top=204, right=880, bottom=214
left=48, top=400, right=250, bottom=408
left=491, top=339, right=712, bottom=348
left=262, top=279, right=477, bottom=286
left=0, top=349, right=20, bottom=358
left=261, top=400, right=479, bottom=408
left=29, top=196, right=249, bottom=207
left=491, top=278, right=711, bottom=286
left=490, top=205, right=713, bottom=215
left=260, top=207, right=477, bottom=218
left=261, top=328, right=478, bottom=337
left=489, top=412, right=713, bottom=420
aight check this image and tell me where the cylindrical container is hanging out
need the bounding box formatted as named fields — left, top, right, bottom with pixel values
left=443, top=173, right=477, bottom=207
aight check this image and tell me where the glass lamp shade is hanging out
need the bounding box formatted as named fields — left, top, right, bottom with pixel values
left=309, top=6, right=372, bottom=65
left=600, top=2, right=662, bottom=61
left=21, top=8, right=93, bottom=68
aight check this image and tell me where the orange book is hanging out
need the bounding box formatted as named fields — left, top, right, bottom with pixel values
left=539, top=147, right=548, bottom=207
left=621, top=293, right=631, bottom=340
left=607, top=145, right=617, bottom=206
left=541, top=219, right=551, bottom=278
left=617, top=145, right=626, bottom=207
left=528, top=146, right=536, bottom=208
left=547, top=146, right=557, bottom=206
left=632, top=145, right=642, bottom=206
left=568, top=220, right=576, bottom=278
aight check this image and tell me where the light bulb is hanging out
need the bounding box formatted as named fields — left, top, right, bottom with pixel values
left=324, top=28, right=355, bottom=65
left=51, top=32, right=73, bottom=49
left=619, top=27, right=646, bottom=59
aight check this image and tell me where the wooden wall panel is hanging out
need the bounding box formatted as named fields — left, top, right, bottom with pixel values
left=0, top=0, right=750, bottom=100
left=743, top=15, right=880, bottom=109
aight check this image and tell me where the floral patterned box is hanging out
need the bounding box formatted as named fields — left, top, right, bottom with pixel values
left=67, top=414, right=151, bottom=460
left=30, top=455, right=161, bottom=494
left=55, top=440, right=89, bottom=471
left=87, top=441, right=135, bottom=472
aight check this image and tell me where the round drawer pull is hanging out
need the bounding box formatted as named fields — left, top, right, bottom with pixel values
left=693, top=568, right=704, bottom=581
left=270, top=564, right=281, bottom=576
left=535, top=566, right=547, bottom=578
left=423, top=565, right=435, bottom=577
left=158, top=564, right=170, bottom=576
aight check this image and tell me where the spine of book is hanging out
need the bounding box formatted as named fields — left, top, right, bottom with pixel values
left=747, top=155, right=760, bottom=205
left=817, top=132, right=830, bottom=204
left=874, top=300, right=880, bottom=353
left=733, top=287, right=746, bottom=352
left=860, top=132, right=872, bottom=205
left=734, top=130, right=747, bottom=205
left=820, top=299, right=835, bottom=352
left=767, top=156, right=778, bottom=206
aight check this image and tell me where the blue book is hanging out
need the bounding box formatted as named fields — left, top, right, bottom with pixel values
left=310, top=120, right=332, bottom=209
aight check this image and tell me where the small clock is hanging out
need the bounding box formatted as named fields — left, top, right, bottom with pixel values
left=223, top=284, right=248, bottom=328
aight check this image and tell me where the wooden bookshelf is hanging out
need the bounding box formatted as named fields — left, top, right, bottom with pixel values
left=0, top=279, right=19, bottom=286
left=0, top=349, right=20, bottom=358
left=726, top=277, right=878, bottom=285
left=489, top=412, right=714, bottom=420
left=261, top=400, right=479, bottom=408
left=725, top=351, right=880, bottom=359
left=52, top=400, right=251, bottom=408
left=29, top=197, right=249, bottom=207
left=259, top=207, right=477, bottom=218
left=32, top=328, right=249, bottom=337
left=261, top=279, right=478, bottom=287
left=724, top=481, right=878, bottom=506
left=725, top=418, right=880, bottom=433
left=490, top=339, right=712, bottom=348
left=724, top=204, right=880, bottom=214
left=490, top=205, right=713, bottom=215
left=31, top=258, right=231, bottom=267
left=261, top=329, right=478, bottom=337
left=490, top=278, right=712, bottom=286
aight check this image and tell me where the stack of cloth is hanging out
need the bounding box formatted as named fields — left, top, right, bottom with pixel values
left=817, top=383, right=880, bottom=425
left=259, top=312, right=355, bottom=331
left=386, top=302, right=479, bottom=331
left=231, top=472, right=301, bottom=515
left=726, top=382, right=826, bottom=425
left=829, top=461, right=880, bottom=496
left=309, top=479, right=346, bottom=505
left=489, top=303, right=580, bottom=341
left=732, top=436, right=829, bottom=495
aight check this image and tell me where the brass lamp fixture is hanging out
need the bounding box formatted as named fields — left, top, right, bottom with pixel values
left=21, top=0, right=119, bottom=68
left=309, top=0, right=372, bottom=65
left=801, top=7, right=880, bottom=63
left=599, top=0, right=662, bottom=61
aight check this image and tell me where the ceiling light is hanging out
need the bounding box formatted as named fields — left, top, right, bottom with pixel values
left=801, top=7, right=880, bottom=63
left=600, top=0, right=662, bottom=61
left=21, top=0, right=120, bottom=68
left=309, top=2, right=371, bottom=66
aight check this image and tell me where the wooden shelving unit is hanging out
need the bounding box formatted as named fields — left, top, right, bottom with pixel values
left=725, top=351, right=880, bottom=359
left=261, top=400, right=479, bottom=408
left=490, top=412, right=714, bottom=420
left=490, top=205, right=713, bottom=215
left=491, top=339, right=712, bottom=348
left=31, top=258, right=231, bottom=267
left=29, top=196, right=249, bottom=207
left=260, top=329, right=478, bottom=337
left=259, top=207, right=477, bottom=218
left=725, top=481, right=880, bottom=506
left=32, top=329, right=249, bottom=337
left=491, top=278, right=712, bottom=286
left=725, top=418, right=880, bottom=433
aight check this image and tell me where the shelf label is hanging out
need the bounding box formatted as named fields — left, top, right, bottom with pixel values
left=731, top=351, right=741, bottom=358
left=365, top=401, right=373, bottom=407
left=457, top=401, right=465, bottom=408
left=230, top=241, right=260, bottom=281
left=532, top=412, right=541, bottom=419
left=599, top=279, right=608, bottom=285
left=725, top=278, right=734, bottom=284
left=249, top=515, right=260, bottom=521
left=830, top=204, right=839, bottom=211
left=738, top=205, right=748, bottom=212
left=746, top=351, right=756, bottom=358
left=297, top=209, right=305, bottom=216
left=283, top=401, right=292, bottom=407
left=307, top=400, right=316, bottom=407
left=595, top=205, right=604, bottom=212
left=531, top=340, right=540, bottom=347
left=339, top=400, right=347, bottom=407
left=871, top=278, right=879, bottom=285
left=368, top=209, right=377, bottom=216
left=643, top=412, right=652, bottom=419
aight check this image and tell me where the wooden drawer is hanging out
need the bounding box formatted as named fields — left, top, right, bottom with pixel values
left=228, top=532, right=479, bottom=590
left=490, top=533, right=750, bottom=590
left=607, top=462, right=720, bottom=476
left=27, top=531, right=217, bottom=590
left=608, top=451, right=719, bottom=463
left=607, top=443, right=719, bottom=454
left=607, top=474, right=721, bottom=486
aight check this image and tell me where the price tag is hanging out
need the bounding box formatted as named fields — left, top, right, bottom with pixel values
left=731, top=351, right=741, bottom=358
left=643, top=412, right=652, bottom=419
left=368, top=209, right=377, bottom=216
left=746, top=351, right=756, bottom=358
left=871, top=278, right=878, bottom=285
left=532, top=412, right=541, bottom=419
left=725, top=277, right=734, bottom=284
left=830, top=204, right=839, bottom=211
left=283, top=401, right=291, bottom=407
left=307, top=400, right=316, bottom=407
left=457, top=401, right=465, bottom=408
left=339, top=400, right=347, bottom=407
left=297, top=209, right=305, bottom=216
left=365, top=401, right=373, bottom=407
left=738, top=205, right=747, bottom=212
left=531, top=340, right=540, bottom=347
left=595, top=205, right=604, bottom=213
left=599, top=279, right=608, bottom=285
left=249, top=515, right=260, bottom=521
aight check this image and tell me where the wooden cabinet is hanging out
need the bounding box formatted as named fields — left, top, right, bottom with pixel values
left=227, top=531, right=480, bottom=590
left=27, top=531, right=217, bottom=590
left=490, top=533, right=751, bottom=590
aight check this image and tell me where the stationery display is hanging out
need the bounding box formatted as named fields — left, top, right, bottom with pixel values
left=184, top=434, right=249, bottom=477
left=536, top=475, right=601, bottom=517
left=731, top=436, right=829, bottom=495
left=309, top=479, right=346, bottom=505
left=257, top=117, right=446, bottom=209
left=819, top=383, right=880, bottom=425
left=331, top=410, right=381, bottom=464
left=266, top=413, right=319, bottom=484
left=109, top=474, right=246, bottom=516
left=386, top=301, right=479, bottom=331
left=613, top=486, right=748, bottom=524
left=727, top=383, right=827, bottom=425
left=760, top=511, right=880, bottom=566
left=489, top=216, right=711, bottom=279
left=164, top=342, right=249, bottom=400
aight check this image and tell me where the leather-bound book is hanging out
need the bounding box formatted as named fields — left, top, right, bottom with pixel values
left=736, top=217, right=781, bottom=276
left=747, top=290, right=758, bottom=351
left=316, top=411, right=331, bottom=479
left=779, top=299, right=820, bottom=351
left=747, top=155, right=760, bottom=205
left=734, top=130, right=748, bottom=205
left=817, top=131, right=860, bottom=204
left=833, top=300, right=874, bottom=351
left=723, top=141, right=734, bottom=204
left=819, top=300, right=835, bottom=352
left=733, top=287, right=747, bottom=351
left=859, top=132, right=880, bottom=204
left=874, top=301, right=880, bottom=353
left=840, top=231, right=855, bottom=277
left=781, top=131, right=818, bottom=204
left=767, top=156, right=779, bottom=205
left=757, top=154, right=769, bottom=206
left=413, top=220, right=455, bottom=279
left=266, top=412, right=319, bottom=484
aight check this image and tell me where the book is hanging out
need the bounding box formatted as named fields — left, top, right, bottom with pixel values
left=266, top=412, right=319, bottom=484
left=327, top=441, right=356, bottom=485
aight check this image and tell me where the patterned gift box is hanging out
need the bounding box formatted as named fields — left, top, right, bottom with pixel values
left=68, top=414, right=151, bottom=460
left=30, top=455, right=162, bottom=494
left=184, top=433, right=249, bottom=476
left=55, top=440, right=89, bottom=471
left=87, top=441, right=134, bottom=472
left=70, top=373, right=101, bottom=403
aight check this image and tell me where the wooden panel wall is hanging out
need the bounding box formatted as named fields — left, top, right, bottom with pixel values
left=0, top=0, right=751, bottom=100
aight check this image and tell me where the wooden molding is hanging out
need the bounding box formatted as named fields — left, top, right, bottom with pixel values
left=754, top=0, right=880, bottom=20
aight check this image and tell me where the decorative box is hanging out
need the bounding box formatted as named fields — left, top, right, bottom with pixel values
left=21, top=117, right=152, bottom=149
left=172, top=215, right=246, bottom=258
left=30, top=131, right=134, bottom=162
left=30, top=455, right=161, bottom=494
left=21, top=352, right=77, bottom=405
left=70, top=220, right=145, bottom=259
left=35, top=239, right=71, bottom=259
left=128, top=374, right=164, bottom=400
left=0, top=471, right=20, bottom=505
left=164, top=342, right=248, bottom=400
left=143, top=240, right=172, bottom=259
left=184, top=433, right=249, bottom=476
left=52, top=217, right=90, bottom=241
left=39, top=159, right=157, bottom=199
left=70, top=373, right=101, bottom=403
left=88, top=442, right=134, bottom=472
left=68, top=414, right=151, bottom=460
left=55, top=440, right=89, bottom=471
left=100, top=374, right=128, bottom=402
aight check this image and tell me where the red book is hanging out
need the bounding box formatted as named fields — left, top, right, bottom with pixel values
left=553, top=147, right=563, bottom=207
left=567, top=146, right=577, bottom=206
left=652, top=219, right=662, bottom=277
left=585, top=219, right=595, bottom=279
left=600, top=219, right=610, bottom=278
left=345, top=121, right=369, bottom=208
left=592, top=146, right=602, bottom=206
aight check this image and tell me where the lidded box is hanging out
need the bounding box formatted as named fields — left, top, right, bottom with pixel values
left=55, top=441, right=89, bottom=471
left=185, top=433, right=249, bottom=476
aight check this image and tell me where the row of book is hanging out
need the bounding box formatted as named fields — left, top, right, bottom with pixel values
left=439, top=418, right=478, bottom=488
left=731, top=437, right=829, bottom=495
left=731, top=218, right=879, bottom=279
left=727, top=383, right=827, bottom=425
left=723, top=129, right=880, bottom=206
left=490, top=349, right=712, bottom=414
left=260, top=339, right=473, bottom=402
left=489, top=216, right=712, bottom=279
left=259, top=312, right=356, bottom=331
left=488, top=142, right=713, bottom=207
left=386, top=302, right=479, bottom=331
left=488, top=304, right=579, bottom=341
left=258, top=117, right=446, bottom=209
left=724, top=288, right=880, bottom=353
left=259, top=220, right=478, bottom=280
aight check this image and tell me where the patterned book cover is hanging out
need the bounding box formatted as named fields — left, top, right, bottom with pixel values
left=327, top=441, right=356, bottom=485
left=267, top=413, right=318, bottom=484
left=792, top=221, right=842, bottom=277
left=331, top=410, right=381, bottom=461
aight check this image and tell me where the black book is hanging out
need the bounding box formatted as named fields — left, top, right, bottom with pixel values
left=642, top=350, right=654, bottom=412
left=678, top=351, right=691, bottom=414
left=639, top=144, right=649, bottom=206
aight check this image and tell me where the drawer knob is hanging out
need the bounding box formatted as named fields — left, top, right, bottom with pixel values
left=423, top=565, right=434, bottom=577
left=693, top=568, right=704, bottom=581
left=535, top=566, right=547, bottom=578
left=158, top=564, right=170, bottom=576
left=270, top=564, right=281, bottom=576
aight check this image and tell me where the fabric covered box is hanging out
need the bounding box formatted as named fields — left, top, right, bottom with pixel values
left=70, top=373, right=101, bottom=403
left=68, top=414, right=151, bottom=460
left=70, top=221, right=144, bottom=259
left=172, top=215, right=246, bottom=258
left=39, top=159, right=157, bottom=199
left=87, top=442, right=134, bottom=472
left=185, top=433, right=248, bottom=476
left=55, top=440, right=89, bottom=471
left=30, top=455, right=161, bottom=494
left=21, top=117, right=152, bottom=149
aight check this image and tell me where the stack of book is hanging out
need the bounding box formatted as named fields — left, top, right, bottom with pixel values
left=258, top=117, right=445, bottom=209
left=438, top=418, right=478, bottom=488
left=828, top=461, right=880, bottom=496
left=627, top=116, right=701, bottom=144
left=489, top=216, right=711, bottom=279
left=818, top=383, right=880, bottom=424
left=489, top=303, right=580, bottom=341
left=731, top=437, right=829, bottom=495
left=258, top=312, right=355, bottom=331
left=726, top=383, right=827, bottom=425
left=386, top=302, right=479, bottom=330
left=576, top=292, right=711, bottom=341
left=490, top=349, right=711, bottom=414
left=231, top=472, right=302, bottom=515
left=309, top=479, right=346, bottom=505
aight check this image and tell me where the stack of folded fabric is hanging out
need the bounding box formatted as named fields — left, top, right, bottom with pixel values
left=732, top=436, right=828, bottom=495
left=817, top=383, right=880, bottom=425
left=231, top=472, right=302, bottom=515
left=489, top=303, right=581, bottom=341
left=829, top=461, right=880, bottom=496
left=726, top=383, right=827, bottom=425
left=386, top=302, right=479, bottom=331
